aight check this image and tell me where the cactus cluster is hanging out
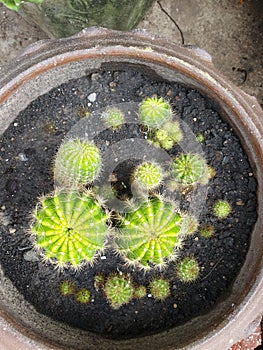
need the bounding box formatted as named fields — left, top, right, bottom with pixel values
left=30, top=96, right=232, bottom=309
left=139, top=97, right=183, bottom=150
left=59, top=280, right=91, bottom=303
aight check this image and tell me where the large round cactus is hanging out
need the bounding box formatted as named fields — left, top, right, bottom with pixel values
left=32, top=190, right=109, bottom=268
left=116, top=197, right=182, bottom=269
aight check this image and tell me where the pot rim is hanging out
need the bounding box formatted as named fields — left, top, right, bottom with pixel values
left=0, top=27, right=263, bottom=350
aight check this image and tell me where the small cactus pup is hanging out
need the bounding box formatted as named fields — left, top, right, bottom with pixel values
left=139, top=96, right=172, bottom=129
left=132, top=161, right=164, bottom=191
left=213, top=199, right=231, bottom=219
left=101, top=107, right=124, bottom=130
left=154, top=129, right=174, bottom=150
left=180, top=214, right=199, bottom=236
left=75, top=288, right=91, bottom=304
left=149, top=277, right=170, bottom=300
left=116, top=197, right=183, bottom=270
left=176, top=257, right=200, bottom=283
left=31, top=190, right=110, bottom=269
left=104, top=273, right=134, bottom=309
left=171, top=153, right=209, bottom=185
left=133, top=285, right=147, bottom=299
left=94, top=274, right=105, bottom=291
left=199, top=224, right=215, bottom=238
left=196, top=133, right=205, bottom=143
left=54, top=138, right=101, bottom=188
left=59, top=280, right=75, bottom=296
left=155, top=120, right=183, bottom=150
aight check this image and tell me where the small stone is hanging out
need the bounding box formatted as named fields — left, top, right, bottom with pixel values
left=23, top=250, right=39, bottom=262
left=87, top=93, right=97, bottom=102
left=109, top=173, right=118, bottom=182
left=109, top=81, right=116, bottom=89
left=9, top=228, right=16, bottom=233
left=91, top=73, right=100, bottom=81
left=18, top=153, right=28, bottom=162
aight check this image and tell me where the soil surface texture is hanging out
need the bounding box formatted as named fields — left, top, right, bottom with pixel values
left=0, top=67, right=257, bottom=339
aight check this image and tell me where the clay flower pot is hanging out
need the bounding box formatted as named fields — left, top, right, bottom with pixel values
left=0, top=28, right=263, bottom=350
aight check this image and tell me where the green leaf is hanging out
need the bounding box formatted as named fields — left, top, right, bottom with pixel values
left=0, top=0, right=43, bottom=11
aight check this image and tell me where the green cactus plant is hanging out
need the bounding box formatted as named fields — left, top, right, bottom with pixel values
left=54, top=139, right=101, bottom=188
left=75, top=288, right=91, bottom=303
left=172, top=153, right=209, bottom=185
left=139, top=96, right=172, bottom=129
left=133, top=161, right=164, bottom=191
left=102, top=107, right=124, bottom=130
left=196, top=133, right=205, bottom=143
left=149, top=277, right=170, bottom=300
left=31, top=190, right=109, bottom=269
left=59, top=280, right=75, bottom=296
left=162, top=121, right=183, bottom=142
left=180, top=215, right=199, bottom=236
left=213, top=200, right=231, bottom=219
left=133, top=285, right=147, bottom=299
left=176, top=257, right=200, bottom=282
left=94, top=274, right=105, bottom=291
left=155, top=129, right=175, bottom=150
left=104, top=274, right=134, bottom=309
left=199, top=224, right=215, bottom=238
left=116, top=197, right=183, bottom=269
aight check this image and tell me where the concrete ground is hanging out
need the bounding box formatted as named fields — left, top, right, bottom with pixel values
left=0, top=0, right=262, bottom=349
left=0, top=0, right=262, bottom=107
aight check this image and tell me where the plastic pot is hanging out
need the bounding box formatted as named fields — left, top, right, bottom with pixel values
left=0, top=28, right=262, bottom=350
left=19, top=0, right=156, bottom=38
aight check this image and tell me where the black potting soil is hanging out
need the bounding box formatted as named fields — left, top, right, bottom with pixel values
left=0, top=68, right=257, bottom=339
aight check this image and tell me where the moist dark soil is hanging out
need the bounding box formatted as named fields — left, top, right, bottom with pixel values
left=0, top=67, right=257, bottom=339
